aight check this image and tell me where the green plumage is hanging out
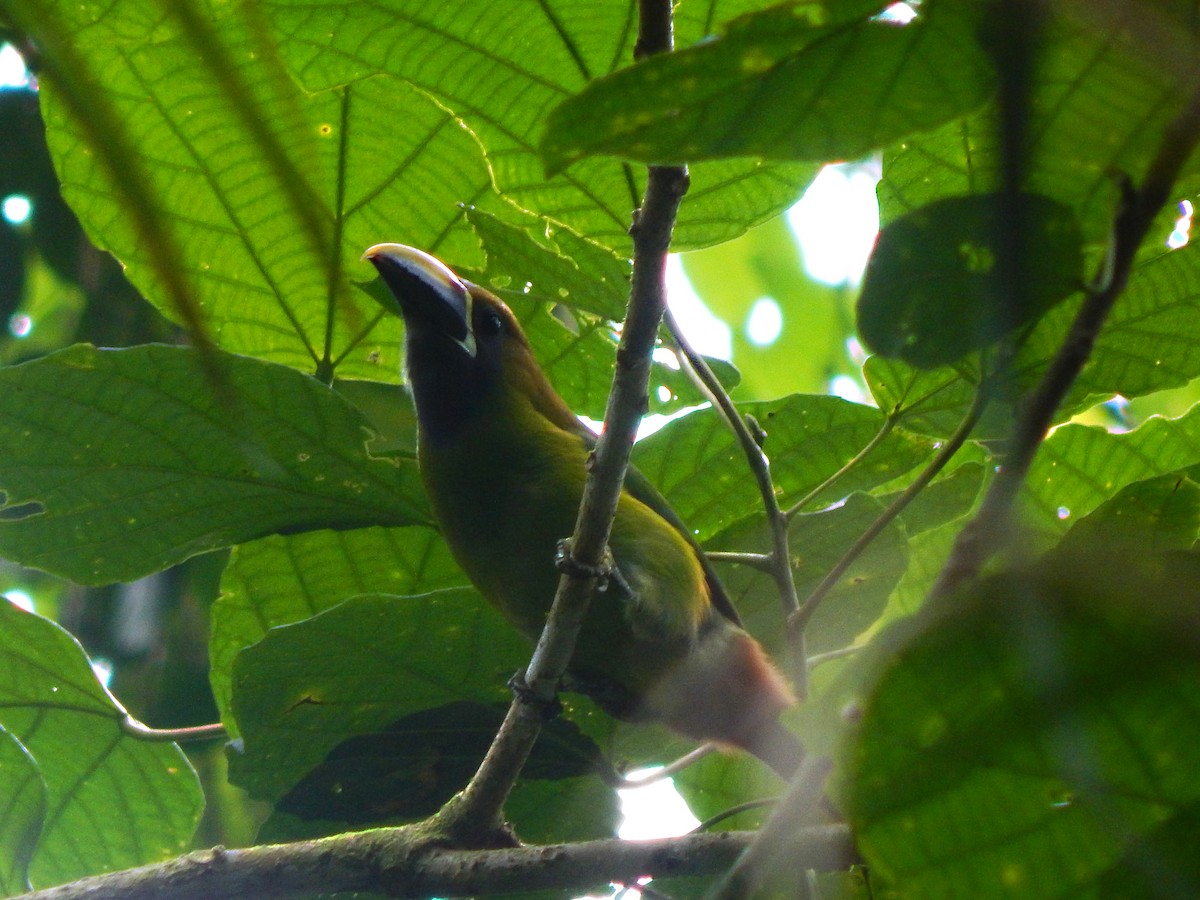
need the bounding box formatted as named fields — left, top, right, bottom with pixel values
left=365, top=242, right=802, bottom=777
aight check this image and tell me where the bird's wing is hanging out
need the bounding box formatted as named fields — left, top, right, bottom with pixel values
left=620, top=462, right=745, bottom=628
left=563, top=417, right=745, bottom=628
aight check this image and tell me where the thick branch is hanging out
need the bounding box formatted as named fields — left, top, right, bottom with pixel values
left=447, top=0, right=689, bottom=831
left=17, top=827, right=856, bottom=900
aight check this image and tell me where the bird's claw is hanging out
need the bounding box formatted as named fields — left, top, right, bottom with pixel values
left=555, top=538, right=622, bottom=592
left=507, top=672, right=562, bottom=721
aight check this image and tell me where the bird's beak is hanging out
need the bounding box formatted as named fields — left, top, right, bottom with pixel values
left=362, top=243, right=477, bottom=358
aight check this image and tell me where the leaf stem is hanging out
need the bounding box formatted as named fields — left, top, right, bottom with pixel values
left=121, top=718, right=227, bottom=743
left=791, top=386, right=986, bottom=633
left=784, top=411, right=898, bottom=520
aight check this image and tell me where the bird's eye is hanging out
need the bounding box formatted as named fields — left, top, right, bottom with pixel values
left=479, top=312, right=504, bottom=337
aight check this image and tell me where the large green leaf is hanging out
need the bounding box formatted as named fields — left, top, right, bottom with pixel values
left=715, top=492, right=909, bottom=655
left=0, top=345, right=428, bottom=584
left=228, top=591, right=529, bottom=801
left=849, top=547, right=1200, bottom=896
left=211, top=526, right=465, bottom=728
left=857, top=193, right=1083, bottom=368
left=38, top=0, right=491, bottom=379
left=1056, top=473, right=1200, bottom=554
left=542, top=1, right=993, bottom=170
left=0, top=600, right=202, bottom=889
left=878, top=4, right=1198, bottom=245
left=1016, top=242, right=1200, bottom=414
left=269, top=700, right=615, bottom=843
left=465, top=208, right=629, bottom=322
left=1024, top=403, right=1200, bottom=545
left=264, top=0, right=816, bottom=250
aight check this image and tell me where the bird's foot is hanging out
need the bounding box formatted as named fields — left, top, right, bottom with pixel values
left=507, top=671, right=562, bottom=721
left=554, top=539, right=630, bottom=594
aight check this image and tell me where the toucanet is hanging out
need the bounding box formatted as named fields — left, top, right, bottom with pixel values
left=364, top=243, right=803, bottom=778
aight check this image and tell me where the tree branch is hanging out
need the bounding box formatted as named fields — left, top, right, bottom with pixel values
left=15, top=826, right=854, bottom=900
left=443, top=0, right=689, bottom=834
left=932, top=78, right=1200, bottom=602
left=663, top=311, right=805, bottom=693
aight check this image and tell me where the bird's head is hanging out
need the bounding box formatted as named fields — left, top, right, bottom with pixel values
left=363, top=243, right=578, bottom=443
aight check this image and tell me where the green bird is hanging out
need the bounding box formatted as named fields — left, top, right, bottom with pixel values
left=364, top=243, right=803, bottom=778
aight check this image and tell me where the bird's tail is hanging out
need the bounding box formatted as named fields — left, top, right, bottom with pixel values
left=650, top=624, right=804, bottom=779
left=741, top=715, right=805, bottom=780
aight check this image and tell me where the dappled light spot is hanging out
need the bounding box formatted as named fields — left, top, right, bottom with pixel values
left=4, top=589, right=33, bottom=612
left=830, top=373, right=867, bottom=403
left=877, top=3, right=918, bottom=25
left=745, top=296, right=782, bottom=346
left=617, top=767, right=699, bottom=840
left=0, top=43, right=31, bottom=90
left=92, top=657, right=114, bottom=688
left=788, top=164, right=880, bottom=286
left=2, top=194, right=31, bottom=225
left=1168, top=199, right=1192, bottom=249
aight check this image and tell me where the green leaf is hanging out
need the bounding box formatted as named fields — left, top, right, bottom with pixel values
left=274, top=702, right=608, bottom=828
left=507, top=776, right=619, bottom=845
left=0, top=600, right=202, bottom=889
left=878, top=5, right=1196, bottom=246
left=849, top=547, right=1200, bottom=896
left=885, top=461, right=985, bottom=536
left=1024, top=404, right=1200, bottom=545
left=228, top=591, right=528, bottom=801
left=0, top=728, right=45, bottom=897
left=857, top=193, right=1083, bottom=368
left=465, top=208, right=629, bottom=321
left=1018, top=242, right=1200, bottom=414
left=211, top=526, right=466, bottom=728
left=1056, top=473, right=1200, bottom=554
left=264, top=0, right=816, bottom=250
left=862, top=356, right=987, bottom=437
left=0, top=345, right=428, bottom=584
left=633, top=396, right=932, bottom=542
left=541, top=2, right=993, bottom=171
left=40, top=0, right=490, bottom=379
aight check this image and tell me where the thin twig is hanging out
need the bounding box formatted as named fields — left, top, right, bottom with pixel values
left=705, top=551, right=775, bottom=572
left=121, top=717, right=226, bottom=743
left=608, top=744, right=716, bottom=789
left=691, top=799, right=779, bottom=834
left=446, top=0, right=688, bottom=835
left=663, top=310, right=806, bottom=694
left=784, top=412, right=899, bottom=520
left=932, top=78, right=1200, bottom=602
left=791, top=386, right=986, bottom=633
left=806, top=644, right=862, bottom=670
